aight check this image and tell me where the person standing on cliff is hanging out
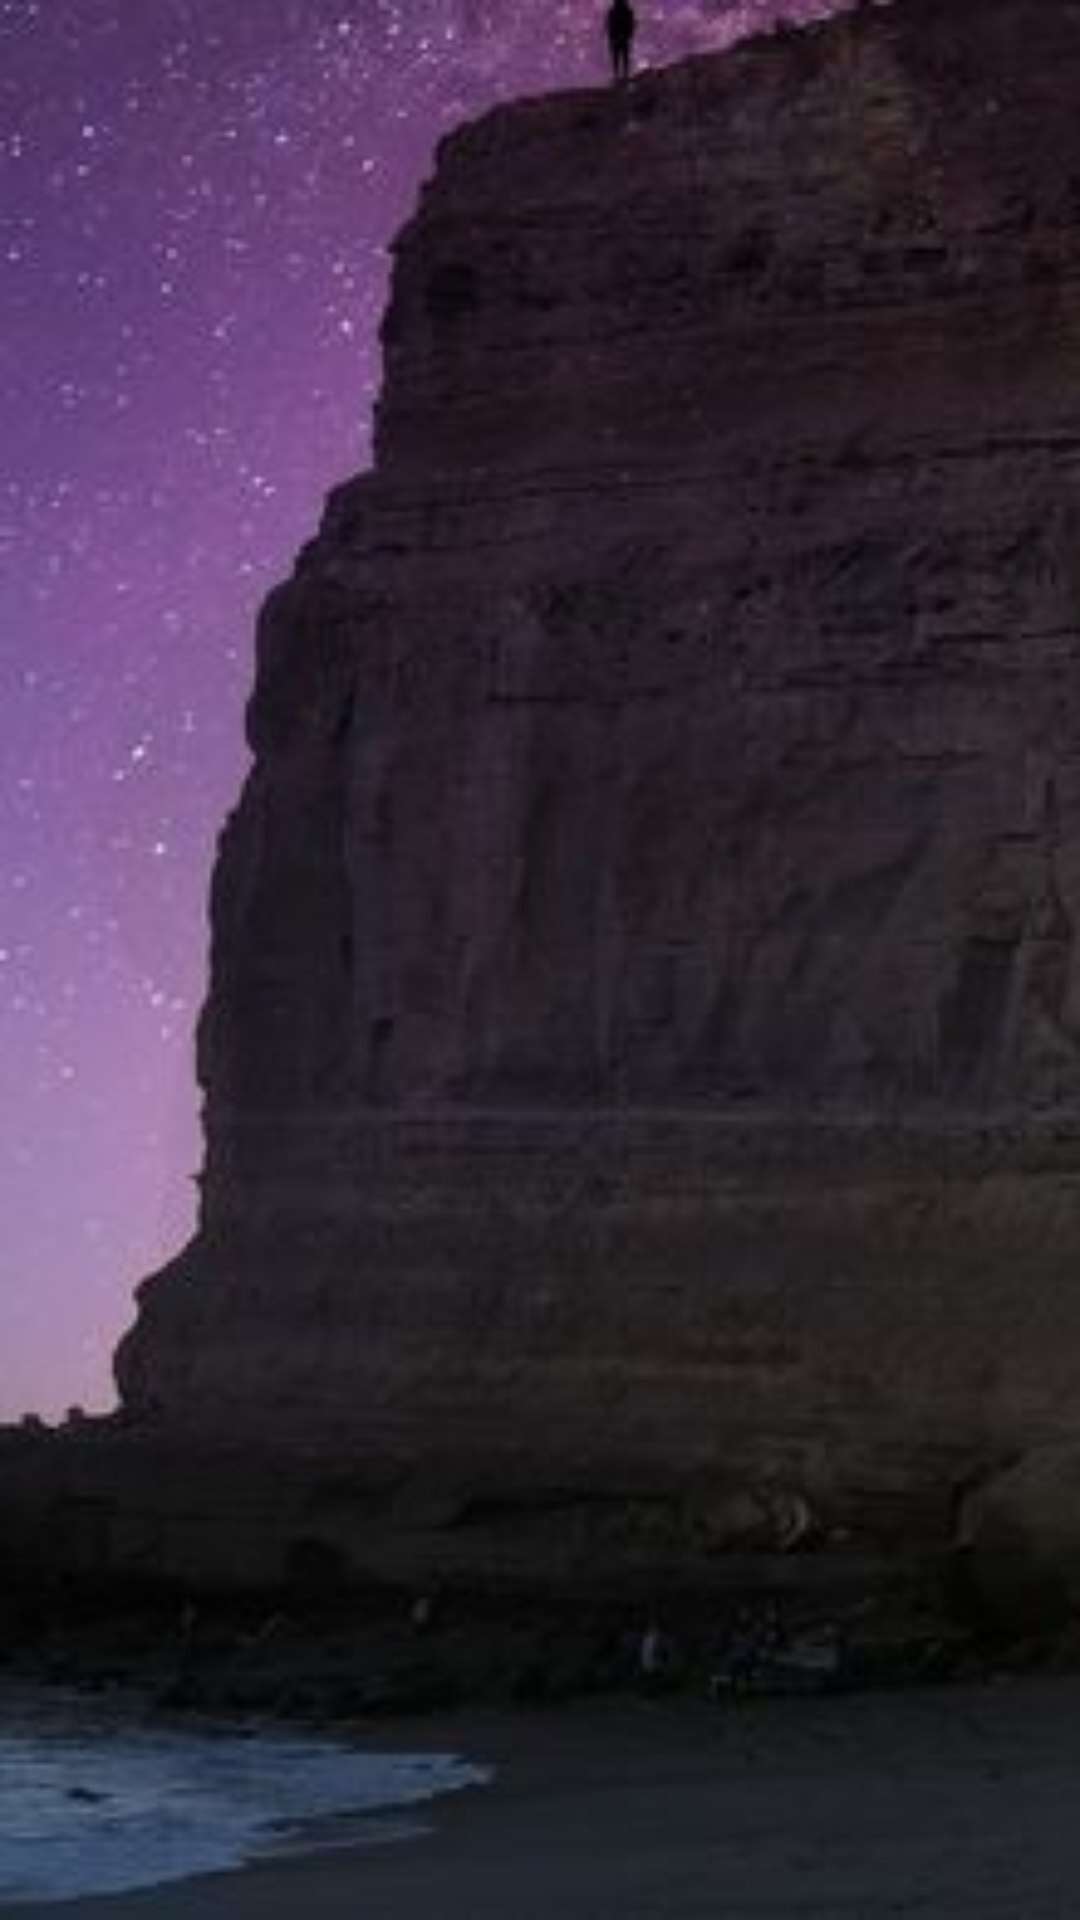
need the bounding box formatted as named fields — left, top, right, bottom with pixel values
left=606, top=0, right=636, bottom=83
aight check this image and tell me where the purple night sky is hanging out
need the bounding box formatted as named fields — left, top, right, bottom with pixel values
left=2, top=0, right=836, bottom=1420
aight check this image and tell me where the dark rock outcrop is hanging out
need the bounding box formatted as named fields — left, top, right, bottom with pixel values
left=56, top=0, right=1080, bottom=1592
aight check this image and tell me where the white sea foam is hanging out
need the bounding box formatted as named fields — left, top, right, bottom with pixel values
left=0, top=1713, right=491, bottom=1906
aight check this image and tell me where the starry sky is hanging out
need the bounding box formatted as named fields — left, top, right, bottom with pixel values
left=2, top=0, right=838, bottom=1422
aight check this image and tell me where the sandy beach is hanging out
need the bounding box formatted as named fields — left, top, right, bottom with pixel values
left=7, top=1677, right=1080, bottom=1917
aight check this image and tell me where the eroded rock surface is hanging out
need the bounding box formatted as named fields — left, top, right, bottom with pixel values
left=105, top=0, right=1080, bottom=1589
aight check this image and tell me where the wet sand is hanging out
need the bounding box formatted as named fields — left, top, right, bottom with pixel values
left=7, top=1679, right=1080, bottom=1917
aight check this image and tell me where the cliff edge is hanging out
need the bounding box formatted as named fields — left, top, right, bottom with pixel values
left=103, top=0, right=1080, bottom=1591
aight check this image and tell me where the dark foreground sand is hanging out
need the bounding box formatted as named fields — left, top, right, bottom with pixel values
left=8, top=1678, right=1080, bottom=1918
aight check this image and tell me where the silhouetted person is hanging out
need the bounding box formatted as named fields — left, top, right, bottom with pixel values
left=606, top=0, right=635, bottom=83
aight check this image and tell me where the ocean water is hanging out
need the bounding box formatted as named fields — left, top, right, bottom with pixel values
left=0, top=1700, right=491, bottom=1906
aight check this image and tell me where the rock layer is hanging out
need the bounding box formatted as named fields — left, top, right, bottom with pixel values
left=113, top=0, right=1080, bottom=1586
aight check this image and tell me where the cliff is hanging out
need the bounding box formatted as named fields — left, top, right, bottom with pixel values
left=98, top=0, right=1080, bottom=1591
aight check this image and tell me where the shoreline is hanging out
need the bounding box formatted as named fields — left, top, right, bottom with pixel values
left=9, top=1679, right=1080, bottom=1916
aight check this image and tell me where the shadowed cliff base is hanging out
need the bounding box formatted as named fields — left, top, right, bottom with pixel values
left=8, top=0, right=1080, bottom=1633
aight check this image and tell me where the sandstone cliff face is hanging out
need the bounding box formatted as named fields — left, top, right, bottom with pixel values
left=114, top=0, right=1080, bottom=1585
